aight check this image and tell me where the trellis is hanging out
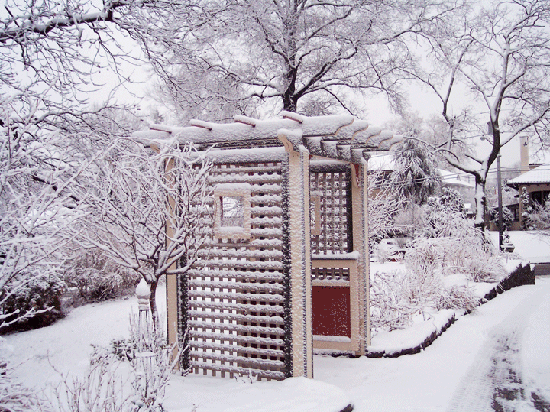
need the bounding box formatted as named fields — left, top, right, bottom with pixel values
left=134, top=112, right=400, bottom=380
left=183, top=159, right=287, bottom=380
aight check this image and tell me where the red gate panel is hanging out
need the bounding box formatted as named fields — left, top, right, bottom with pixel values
left=312, top=286, right=351, bottom=337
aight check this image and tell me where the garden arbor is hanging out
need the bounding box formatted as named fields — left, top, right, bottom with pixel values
left=134, top=112, right=400, bottom=380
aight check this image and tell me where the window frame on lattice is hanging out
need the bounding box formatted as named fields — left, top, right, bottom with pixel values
left=213, top=183, right=252, bottom=240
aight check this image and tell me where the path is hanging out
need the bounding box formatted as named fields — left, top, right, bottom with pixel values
left=315, top=278, right=550, bottom=412
left=447, top=278, right=550, bottom=411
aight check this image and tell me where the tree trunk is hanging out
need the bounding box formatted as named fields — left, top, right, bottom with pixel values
left=148, top=279, right=159, bottom=331
left=474, top=176, right=487, bottom=231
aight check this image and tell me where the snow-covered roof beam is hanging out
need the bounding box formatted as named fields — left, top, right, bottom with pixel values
left=133, top=114, right=401, bottom=163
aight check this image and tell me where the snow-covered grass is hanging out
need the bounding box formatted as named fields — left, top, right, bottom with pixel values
left=4, top=231, right=549, bottom=411
left=315, top=278, right=550, bottom=411
left=3, top=285, right=351, bottom=412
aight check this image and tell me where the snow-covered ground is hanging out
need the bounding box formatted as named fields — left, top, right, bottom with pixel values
left=3, top=230, right=550, bottom=411
left=491, top=230, right=550, bottom=263
left=5, top=278, right=550, bottom=411
left=315, top=278, right=550, bottom=412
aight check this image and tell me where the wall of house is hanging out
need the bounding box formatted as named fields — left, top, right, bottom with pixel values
left=518, top=183, right=550, bottom=228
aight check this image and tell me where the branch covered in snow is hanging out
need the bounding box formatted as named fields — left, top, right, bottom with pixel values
left=70, top=139, right=213, bottom=320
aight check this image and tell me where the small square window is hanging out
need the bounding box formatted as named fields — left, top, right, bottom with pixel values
left=221, top=196, right=245, bottom=227
left=214, top=184, right=252, bottom=239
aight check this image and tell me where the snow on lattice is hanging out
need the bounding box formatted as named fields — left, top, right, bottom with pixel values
left=183, top=159, right=288, bottom=380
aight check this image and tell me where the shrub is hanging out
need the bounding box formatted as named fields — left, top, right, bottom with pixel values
left=464, top=255, right=506, bottom=283
left=0, top=338, right=44, bottom=411
left=436, top=285, right=478, bottom=312
left=1, top=270, right=65, bottom=334
left=49, top=313, right=178, bottom=412
left=526, top=202, right=550, bottom=230
left=370, top=268, right=443, bottom=333
left=63, top=250, right=140, bottom=304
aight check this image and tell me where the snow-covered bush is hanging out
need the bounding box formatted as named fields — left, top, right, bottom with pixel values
left=406, top=235, right=504, bottom=283
left=50, top=312, right=178, bottom=412
left=525, top=202, right=550, bottom=230
left=435, top=285, right=478, bottom=312
left=0, top=338, right=44, bottom=411
left=370, top=271, right=422, bottom=332
left=63, top=249, right=140, bottom=304
left=463, top=255, right=505, bottom=283
left=370, top=267, right=443, bottom=333
left=404, top=239, right=444, bottom=278
left=489, top=206, right=514, bottom=231
left=50, top=349, right=131, bottom=412
left=367, top=169, right=406, bottom=246
left=418, top=188, right=505, bottom=282
left=1, top=270, right=65, bottom=334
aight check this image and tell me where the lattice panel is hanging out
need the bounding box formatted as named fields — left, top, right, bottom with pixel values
left=310, top=169, right=352, bottom=255
left=180, top=162, right=287, bottom=380
left=311, top=267, right=350, bottom=282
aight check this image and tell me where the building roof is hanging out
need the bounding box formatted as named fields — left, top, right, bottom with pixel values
left=439, top=169, right=475, bottom=188
left=133, top=112, right=402, bottom=164
left=507, top=164, right=550, bottom=187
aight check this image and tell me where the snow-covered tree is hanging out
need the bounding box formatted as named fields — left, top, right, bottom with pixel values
left=389, top=138, right=440, bottom=206
left=139, top=0, right=460, bottom=117
left=404, top=0, right=550, bottom=230
left=0, top=104, right=142, bottom=332
left=367, top=169, right=406, bottom=246
left=71, top=140, right=212, bottom=322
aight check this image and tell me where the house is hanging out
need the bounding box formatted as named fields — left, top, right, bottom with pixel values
left=133, top=112, right=401, bottom=380
left=507, top=164, right=550, bottom=228
left=505, top=136, right=550, bottom=229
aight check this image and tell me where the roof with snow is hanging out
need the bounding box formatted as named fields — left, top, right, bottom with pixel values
left=507, top=164, right=550, bottom=187
left=133, top=112, right=401, bottom=163
left=439, top=169, right=475, bottom=188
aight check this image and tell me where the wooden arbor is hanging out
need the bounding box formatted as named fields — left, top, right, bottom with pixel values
left=134, top=112, right=400, bottom=380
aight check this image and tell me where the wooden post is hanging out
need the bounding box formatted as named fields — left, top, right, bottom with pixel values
left=163, top=155, right=183, bottom=365
left=351, top=163, right=370, bottom=352
left=279, top=133, right=313, bottom=378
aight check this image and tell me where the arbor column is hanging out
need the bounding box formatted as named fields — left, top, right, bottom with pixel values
left=351, top=162, right=370, bottom=351
left=279, top=132, right=313, bottom=378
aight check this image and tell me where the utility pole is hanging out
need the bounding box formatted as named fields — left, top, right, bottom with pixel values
left=497, top=154, right=504, bottom=251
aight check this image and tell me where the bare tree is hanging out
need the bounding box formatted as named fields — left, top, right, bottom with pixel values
left=71, top=140, right=212, bottom=322
left=404, top=0, right=550, bottom=229
left=134, top=0, right=460, bottom=118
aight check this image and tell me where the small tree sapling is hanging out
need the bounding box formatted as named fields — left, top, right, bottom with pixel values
left=72, top=140, right=213, bottom=325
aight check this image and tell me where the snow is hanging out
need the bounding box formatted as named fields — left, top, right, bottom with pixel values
left=163, top=376, right=351, bottom=412
left=368, top=310, right=456, bottom=356
left=4, top=233, right=550, bottom=411
left=438, top=169, right=474, bottom=188
left=490, top=230, right=550, bottom=263
left=508, top=163, right=550, bottom=185
left=313, top=335, right=352, bottom=343
left=213, top=183, right=253, bottom=191
left=4, top=276, right=550, bottom=411
left=315, top=279, right=550, bottom=411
